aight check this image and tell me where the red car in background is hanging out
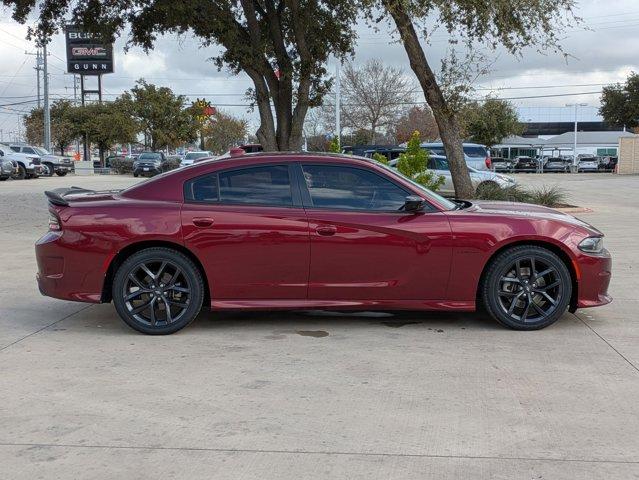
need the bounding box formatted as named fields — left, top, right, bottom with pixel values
left=36, top=152, right=612, bottom=334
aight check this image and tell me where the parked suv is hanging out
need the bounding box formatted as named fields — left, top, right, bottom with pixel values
left=133, top=151, right=167, bottom=177
left=0, top=143, right=42, bottom=179
left=421, top=142, right=491, bottom=170
left=10, top=144, right=72, bottom=176
left=0, top=156, right=16, bottom=180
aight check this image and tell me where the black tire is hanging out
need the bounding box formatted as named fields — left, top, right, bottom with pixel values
left=112, top=247, right=205, bottom=335
left=42, top=163, right=54, bottom=177
left=11, top=164, right=26, bottom=180
left=55, top=170, right=68, bottom=177
left=133, top=172, right=139, bottom=178
left=481, top=245, right=572, bottom=330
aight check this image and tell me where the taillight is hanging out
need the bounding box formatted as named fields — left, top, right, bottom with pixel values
left=485, top=156, right=492, bottom=169
left=48, top=212, right=61, bottom=231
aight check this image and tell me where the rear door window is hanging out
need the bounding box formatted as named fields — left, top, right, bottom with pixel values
left=219, top=165, right=292, bottom=206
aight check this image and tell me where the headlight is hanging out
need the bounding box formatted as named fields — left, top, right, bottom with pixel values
left=578, top=236, right=604, bottom=254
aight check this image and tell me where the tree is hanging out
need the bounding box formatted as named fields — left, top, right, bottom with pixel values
left=371, top=0, right=578, bottom=198
left=339, top=59, right=414, bottom=143
left=23, top=99, right=78, bottom=154
left=5, top=0, right=359, bottom=151
left=202, top=110, right=248, bottom=154
left=461, top=98, right=522, bottom=147
left=394, top=106, right=438, bottom=143
left=119, top=80, right=197, bottom=150
left=600, top=72, right=639, bottom=130
left=70, top=101, right=139, bottom=161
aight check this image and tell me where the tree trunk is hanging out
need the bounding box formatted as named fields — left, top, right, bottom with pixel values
left=382, top=0, right=475, bottom=199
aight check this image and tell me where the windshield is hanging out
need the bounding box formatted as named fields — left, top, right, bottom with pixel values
left=138, top=153, right=162, bottom=161
left=375, top=161, right=458, bottom=211
left=34, top=147, right=49, bottom=155
left=185, top=152, right=210, bottom=160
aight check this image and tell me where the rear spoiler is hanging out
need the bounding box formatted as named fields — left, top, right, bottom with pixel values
left=44, top=186, right=119, bottom=206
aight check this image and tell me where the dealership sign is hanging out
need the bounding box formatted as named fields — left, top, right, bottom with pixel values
left=65, top=26, right=114, bottom=75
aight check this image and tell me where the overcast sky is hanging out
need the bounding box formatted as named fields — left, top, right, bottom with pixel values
left=1, top=0, right=638, bottom=143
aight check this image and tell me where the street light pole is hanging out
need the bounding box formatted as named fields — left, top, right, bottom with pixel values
left=566, top=103, right=588, bottom=171
left=43, top=41, right=51, bottom=151
left=335, top=62, right=341, bottom=148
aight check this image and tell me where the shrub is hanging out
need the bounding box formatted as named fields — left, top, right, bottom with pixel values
left=528, top=185, right=568, bottom=207
left=328, top=136, right=341, bottom=153
left=395, top=130, right=445, bottom=192
left=109, top=156, right=134, bottom=174
left=162, top=157, right=181, bottom=172
left=372, top=152, right=389, bottom=164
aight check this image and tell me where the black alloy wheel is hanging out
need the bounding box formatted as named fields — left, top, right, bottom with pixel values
left=482, top=245, right=572, bottom=330
left=113, top=248, right=204, bottom=334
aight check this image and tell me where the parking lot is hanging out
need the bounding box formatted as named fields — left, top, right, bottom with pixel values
left=1, top=172, right=639, bottom=479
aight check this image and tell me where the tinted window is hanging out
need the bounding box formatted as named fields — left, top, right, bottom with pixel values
left=464, top=146, right=488, bottom=158
left=23, top=147, right=35, bottom=154
left=302, top=165, right=407, bottom=211
left=9, top=146, right=20, bottom=152
left=187, top=174, right=218, bottom=202
left=429, top=157, right=449, bottom=170
left=139, top=153, right=162, bottom=161
left=219, top=165, right=292, bottom=206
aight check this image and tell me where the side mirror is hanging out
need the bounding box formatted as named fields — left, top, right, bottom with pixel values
left=403, top=195, right=425, bottom=212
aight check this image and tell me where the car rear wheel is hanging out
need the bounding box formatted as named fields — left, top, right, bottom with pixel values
left=112, top=248, right=204, bottom=335
left=481, top=245, right=572, bottom=330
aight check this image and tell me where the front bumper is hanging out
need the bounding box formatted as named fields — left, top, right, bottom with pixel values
left=134, top=165, right=162, bottom=175
left=576, top=249, right=612, bottom=308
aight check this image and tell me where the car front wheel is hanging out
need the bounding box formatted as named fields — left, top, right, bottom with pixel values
left=11, top=165, right=26, bottom=180
left=112, top=248, right=205, bottom=334
left=42, top=163, right=54, bottom=177
left=481, top=245, right=572, bottom=330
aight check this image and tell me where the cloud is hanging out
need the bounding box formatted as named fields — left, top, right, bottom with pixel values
left=2, top=0, right=639, bottom=139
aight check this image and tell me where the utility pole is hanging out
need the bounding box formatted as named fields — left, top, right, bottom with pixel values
left=335, top=62, right=341, bottom=148
left=43, top=42, right=51, bottom=151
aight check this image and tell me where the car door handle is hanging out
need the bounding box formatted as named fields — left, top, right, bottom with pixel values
left=316, top=225, right=337, bottom=236
left=192, top=217, right=214, bottom=228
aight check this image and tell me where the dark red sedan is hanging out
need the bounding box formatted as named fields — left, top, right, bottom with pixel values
left=36, top=152, right=612, bottom=334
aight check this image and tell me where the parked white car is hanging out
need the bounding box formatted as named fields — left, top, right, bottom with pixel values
left=427, top=155, right=516, bottom=196
left=180, top=151, right=213, bottom=167
left=0, top=143, right=43, bottom=179
left=421, top=142, right=492, bottom=171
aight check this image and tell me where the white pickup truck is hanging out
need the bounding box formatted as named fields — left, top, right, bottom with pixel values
left=0, top=143, right=43, bottom=179
left=9, top=144, right=72, bottom=177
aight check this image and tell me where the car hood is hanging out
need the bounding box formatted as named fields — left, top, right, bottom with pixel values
left=464, top=200, right=598, bottom=232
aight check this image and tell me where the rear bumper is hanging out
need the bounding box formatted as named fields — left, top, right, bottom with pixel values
left=576, top=249, right=612, bottom=308
left=35, top=231, right=105, bottom=303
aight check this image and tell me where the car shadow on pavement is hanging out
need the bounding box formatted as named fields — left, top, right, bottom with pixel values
left=47, top=302, right=576, bottom=337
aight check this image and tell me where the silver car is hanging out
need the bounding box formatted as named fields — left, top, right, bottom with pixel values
left=421, top=142, right=491, bottom=171
left=180, top=151, right=213, bottom=167
left=427, top=155, right=516, bottom=196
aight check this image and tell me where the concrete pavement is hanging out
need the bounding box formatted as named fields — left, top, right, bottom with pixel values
left=1, top=173, right=638, bottom=479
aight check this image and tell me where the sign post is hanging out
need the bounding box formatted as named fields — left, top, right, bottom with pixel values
left=65, top=25, right=114, bottom=169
